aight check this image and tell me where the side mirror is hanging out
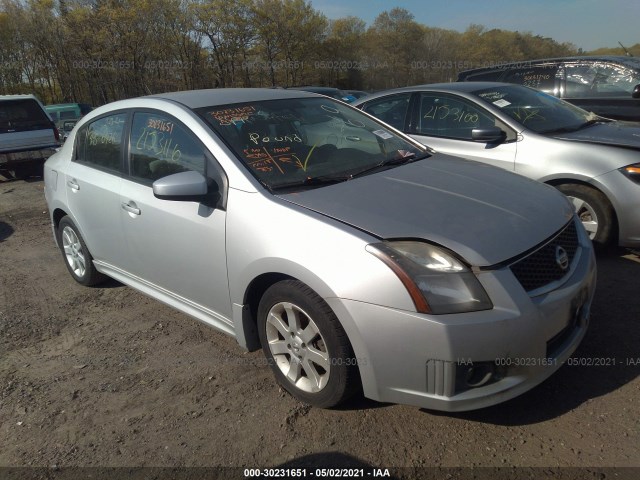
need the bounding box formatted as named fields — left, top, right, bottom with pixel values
left=153, top=170, right=210, bottom=201
left=471, top=127, right=507, bottom=143
left=632, top=84, right=640, bottom=99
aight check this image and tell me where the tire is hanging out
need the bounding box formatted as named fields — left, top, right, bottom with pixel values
left=257, top=279, right=359, bottom=408
left=56, top=216, right=106, bottom=286
left=556, top=184, right=615, bottom=246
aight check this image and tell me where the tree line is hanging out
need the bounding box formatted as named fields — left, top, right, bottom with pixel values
left=0, top=0, right=629, bottom=106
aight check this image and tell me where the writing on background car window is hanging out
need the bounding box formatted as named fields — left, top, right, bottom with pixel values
left=423, top=105, right=479, bottom=124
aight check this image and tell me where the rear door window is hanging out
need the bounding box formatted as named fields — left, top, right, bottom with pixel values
left=360, top=94, right=412, bottom=130
left=75, top=113, right=127, bottom=173
left=0, top=99, right=52, bottom=134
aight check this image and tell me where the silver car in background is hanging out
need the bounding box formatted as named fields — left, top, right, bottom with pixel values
left=44, top=88, right=596, bottom=411
left=355, top=82, right=640, bottom=247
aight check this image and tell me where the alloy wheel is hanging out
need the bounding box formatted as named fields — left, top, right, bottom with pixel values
left=265, top=301, right=330, bottom=393
left=568, top=195, right=598, bottom=240
left=62, top=226, right=86, bottom=278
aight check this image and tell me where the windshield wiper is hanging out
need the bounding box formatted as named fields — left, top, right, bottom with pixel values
left=347, top=151, right=431, bottom=179
left=269, top=175, right=350, bottom=192
left=268, top=151, right=431, bottom=192
left=541, top=119, right=607, bottom=135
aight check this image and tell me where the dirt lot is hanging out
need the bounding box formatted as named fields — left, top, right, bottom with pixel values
left=1, top=176, right=639, bottom=478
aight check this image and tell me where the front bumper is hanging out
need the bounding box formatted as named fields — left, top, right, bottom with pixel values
left=327, top=223, right=597, bottom=411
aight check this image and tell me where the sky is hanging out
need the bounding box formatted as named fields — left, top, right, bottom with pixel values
left=310, top=0, right=639, bottom=52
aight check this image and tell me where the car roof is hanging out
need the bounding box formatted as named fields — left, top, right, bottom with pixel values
left=0, top=94, right=39, bottom=101
left=287, top=86, right=342, bottom=93
left=355, top=82, right=516, bottom=99
left=459, top=55, right=640, bottom=74
left=511, top=55, right=640, bottom=66
left=147, top=88, right=317, bottom=109
left=45, top=103, right=83, bottom=108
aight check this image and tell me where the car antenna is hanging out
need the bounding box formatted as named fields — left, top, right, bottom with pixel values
left=618, top=41, right=633, bottom=57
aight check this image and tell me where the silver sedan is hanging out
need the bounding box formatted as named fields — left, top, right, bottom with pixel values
left=44, top=88, right=595, bottom=411
left=354, top=82, right=640, bottom=247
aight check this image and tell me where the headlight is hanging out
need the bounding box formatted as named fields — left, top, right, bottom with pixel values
left=620, top=163, right=640, bottom=184
left=367, top=241, right=492, bottom=314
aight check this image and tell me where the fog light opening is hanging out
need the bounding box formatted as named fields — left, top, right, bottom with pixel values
left=465, top=364, right=495, bottom=388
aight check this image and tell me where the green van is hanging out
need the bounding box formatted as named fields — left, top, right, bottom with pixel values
left=44, top=103, right=93, bottom=138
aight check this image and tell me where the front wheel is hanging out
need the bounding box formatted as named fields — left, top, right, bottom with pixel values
left=556, top=184, right=615, bottom=245
left=257, top=280, right=359, bottom=408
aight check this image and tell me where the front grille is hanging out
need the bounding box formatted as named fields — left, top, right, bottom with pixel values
left=510, top=220, right=579, bottom=293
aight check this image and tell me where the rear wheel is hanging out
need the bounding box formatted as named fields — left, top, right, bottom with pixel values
left=57, top=216, right=106, bottom=286
left=556, top=184, right=615, bottom=245
left=257, top=280, right=359, bottom=408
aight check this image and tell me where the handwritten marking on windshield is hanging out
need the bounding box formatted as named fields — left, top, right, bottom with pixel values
left=249, top=132, right=302, bottom=145
left=511, top=108, right=545, bottom=124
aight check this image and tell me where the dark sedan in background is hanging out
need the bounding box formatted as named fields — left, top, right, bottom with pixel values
left=457, top=56, right=640, bottom=121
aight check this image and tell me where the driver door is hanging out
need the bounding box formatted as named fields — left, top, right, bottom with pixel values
left=410, top=92, right=518, bottom=173
left=119, top=110, right=232, bottom=325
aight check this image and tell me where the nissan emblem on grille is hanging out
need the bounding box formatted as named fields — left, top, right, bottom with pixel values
left=509, top=221, right=579, bottom=293
left=555, top=246, right=569, bottom=271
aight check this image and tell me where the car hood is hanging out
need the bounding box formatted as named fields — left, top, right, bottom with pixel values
left=278, top=155, right=574, bottom=266
left=552, top=121, right=640, bottom=150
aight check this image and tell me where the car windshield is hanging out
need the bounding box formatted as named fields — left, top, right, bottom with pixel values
left=471, top=85, right=598, bottom=134
left=197, top=97, right=427, bottom=190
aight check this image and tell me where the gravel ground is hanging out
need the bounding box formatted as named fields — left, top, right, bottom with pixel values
left=0, top=176, right=638, bottom=479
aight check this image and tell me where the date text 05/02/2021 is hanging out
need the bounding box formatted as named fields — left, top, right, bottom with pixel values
left=457, top=357, right=640, bottom=367
left=243, top=468, right=391, bottom=478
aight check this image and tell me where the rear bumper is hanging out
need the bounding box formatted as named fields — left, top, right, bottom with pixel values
left=327, top=223, right=597, bottom=411
left=0, top=146, right=59, bottom=167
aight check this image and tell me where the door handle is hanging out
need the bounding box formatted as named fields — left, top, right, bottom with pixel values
left=67, top=179, right=80, bottom=191
left=121, top=202, right=141, bottom=215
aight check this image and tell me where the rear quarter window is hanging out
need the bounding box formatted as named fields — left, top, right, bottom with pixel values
left=502, top=65, right=559, bottom=94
